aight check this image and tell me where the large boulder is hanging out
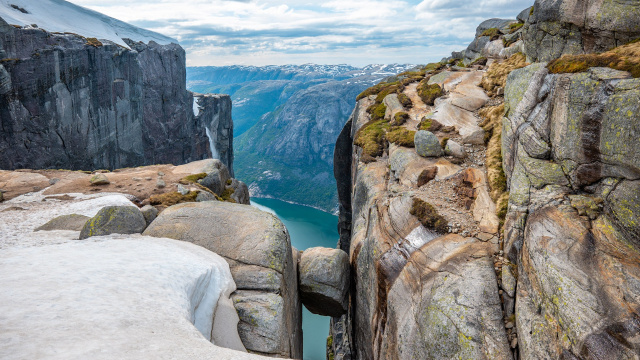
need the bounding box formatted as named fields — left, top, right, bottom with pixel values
left=299, top=247, right=350, bottom=317
left=35, top=214, right=90, bottom=232
left=79, top=206, right=146, bottom=240
left=228, top=179, right=250, bottom=205
left=142, top=201, right=302, bottom=358
left=523, top=0, right=640, bottom=62
left=414, top=131, right=443, bottom=158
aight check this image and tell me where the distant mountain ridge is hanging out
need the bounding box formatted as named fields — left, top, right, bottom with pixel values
left=186, top=64, right=416, bottom=212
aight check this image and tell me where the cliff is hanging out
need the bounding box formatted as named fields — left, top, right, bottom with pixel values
left=332, top=1, right=640, bottom=359
left=0, top=0, right=233, bottom=172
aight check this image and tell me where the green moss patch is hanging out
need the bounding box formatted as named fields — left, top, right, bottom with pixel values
left=508, top=23, right=523, bottom=33
left=149, top=191, right=198, bottom=207
left=410, top=198, right=448, bottom=233
left=386, top=128, right=416, bottom=147
left=180, top=173, right=207, bottom=184
left=417, top=80, right=444, bottom=106
left=391, top=111, right=410, bottom=126
left=354, top=120, right=390, bottom=157
left=481, top=28, right=501, bottom=40
left=397, top=93, right=413, bottom=108
left=367, top=103, right=387, bottom=121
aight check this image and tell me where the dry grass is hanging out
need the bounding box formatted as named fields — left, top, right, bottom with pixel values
left=410, top=198, right=448, bottom=233
left=85, top=37, right=103, bottom=47
left=479, top=104, right=508, bottom=221
left=548, top=41, right=640, bottom=77
left=386, top=128, right=415, bottom=147
left=180, top=173, right=207, bottom=184
left=480, top=53, right=528, bottom=96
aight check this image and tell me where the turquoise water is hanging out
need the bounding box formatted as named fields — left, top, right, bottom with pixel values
left=251, top=198, right=339, bottom=360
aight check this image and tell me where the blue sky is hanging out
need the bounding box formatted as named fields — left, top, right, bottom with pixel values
left=68, top=0, right=533, bottom=66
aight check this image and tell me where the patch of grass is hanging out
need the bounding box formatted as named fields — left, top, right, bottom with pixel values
left=547, top=41, right=640, bottom=78
left=509, top=22, right=524, bottom=33
left=354, top=120, right=390, bottom=157
left=391, top=111, right=410, bottom=126
left=469, top=57, right=488, bottom=66
left=480, top=53, right=528, bottom=96
left=386, top=127, right=415, bottom=147
left=410, top=198, right=448, bottom=233
left=456, top=61, right=466, bottom=68
left=397, top=93, right=413, bottom=108
left=479, top=104, right=508, bottom=224
left=424, top=62, right=446, bottom=72
left=356, top=81, right=401, bottom=101
left=85, top=37, right=103, bottom=47
left=418, top=117, right=442, bottom=132
left=481, top=28, right=501, bottom=40
left=416, top=80, right=444, bottom=106
left=367, top=103, right=387, bottom=121
left=375, top=84, right=402, bottom=103
left=440, top=137, right=449, bottom=148
left=180, top=173, right=207, bottom=184
left=149, top=191, right=198, bottom=207
left=220, top=187, right=236, bottom=203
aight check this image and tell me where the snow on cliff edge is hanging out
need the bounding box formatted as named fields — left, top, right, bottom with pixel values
left=0, top=0, right=176, bottom=48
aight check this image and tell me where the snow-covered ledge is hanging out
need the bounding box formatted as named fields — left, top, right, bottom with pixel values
left=0, top=193, right=276, bottom=360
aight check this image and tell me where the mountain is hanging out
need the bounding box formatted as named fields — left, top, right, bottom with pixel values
left=187, top=64, right=415, bottom=211
left=0, top=0, right=233, bottom=172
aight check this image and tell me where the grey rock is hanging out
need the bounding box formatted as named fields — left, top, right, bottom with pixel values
left=444, top=140, right=465, bottom=158
left=229, top=179, right=250, bottom=205
left=176, top=184, right=189, bottom=195
left=48, top=178, right=60, bottom=185
left=383, top=93, right=404, bottom=120
left=523, top=0, right=640, bottom=62
left=156, top=179, right=166, bottom=188
left=299, top=247, right=350, bottom=317
left=517, top=7, right=532, bottom=23
left=140, top=205, right=158, bottom=227
left=414, top=131, right=443, bottom=158
left=79, top=206, right=146, bottom=239
left=89, top=174, right=110, bottom=186
left=34, top=214, right=90, bottom=232
left=0, top=20, right=233, bottom=173
left=461, top=128, right=485, bottom=145
left=475, top=18, right=517, bottom=38
left=198, top=170, right=224, bottom=195
left=143, top=201, right=302, bottom=358
left=195, top=191, right=217, bottom=202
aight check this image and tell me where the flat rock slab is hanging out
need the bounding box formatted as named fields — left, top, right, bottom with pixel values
left=0, top=235, right=272, bottom=360
left=34, top=214, right=89, bottom=231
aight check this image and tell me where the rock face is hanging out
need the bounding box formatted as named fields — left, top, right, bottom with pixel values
left=502, top=64, right=640, bottom=359
left=142, top=201, right=302, bottom=358
left=299, top=247, right=350, bottom=317
left=0, top=2, right=233, bottom=172
left=522, top=0, right=640, bottom=62
left=79, top=206, right=146, bottom=239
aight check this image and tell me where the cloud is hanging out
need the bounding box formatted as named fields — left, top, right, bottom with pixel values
left=67, top=0, right=533, bottom=66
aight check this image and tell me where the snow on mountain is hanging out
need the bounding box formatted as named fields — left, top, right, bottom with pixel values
left=0, top=0, right=176, bottom=48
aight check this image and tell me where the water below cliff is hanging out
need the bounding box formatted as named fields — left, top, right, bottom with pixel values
left=251, top=198, right=339, bottom=360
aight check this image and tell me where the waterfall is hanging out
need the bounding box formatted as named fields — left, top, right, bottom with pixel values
left=205, top=127, right=219, bottom=160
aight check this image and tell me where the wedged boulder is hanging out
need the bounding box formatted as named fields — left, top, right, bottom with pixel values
left=299, top=247, right=350, bottom=317
left=35, top=214, right=89, bottom=232
left=380, top=235, right=512, bottom=360
left=414, top=131, right=443, bottom=158
left=142, top=201, right=302, bottom=358
left=79, top=206, right=146, bottom=240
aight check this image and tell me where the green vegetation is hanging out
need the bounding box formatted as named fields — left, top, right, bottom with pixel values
left=219, top=187, right=236, bottom=203
left=410, top=198, right=448, bottom=233
left=386, top=128, right=416, bottom=147
left=397, top=93, right=413, bottom=108
left=418, top=117, right=441, bottom=132
left=367, top=103, right=387, bottom=121
left=469, top=57, right=488, bottom=67
left=547, top=41, right=640, bottom=77
left=391, top=111, right=410, bottom=126
left=416, top=80, right=444, bottom=105
left=354, top=120, right=390, bottom=157
left=149, top=191, right=199, bottom=207
left=509, top=22, right=524, bottom=33
left=481, top=28, right=501, bottom=40
left=479, top=104, right=508, bottom=223
left=180, top=173, right=207, bottom=184
left=440, top=137, right=449, bottom=148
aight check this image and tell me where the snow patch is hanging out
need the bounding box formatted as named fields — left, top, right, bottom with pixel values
left=0, top=0, right=176, bottom=48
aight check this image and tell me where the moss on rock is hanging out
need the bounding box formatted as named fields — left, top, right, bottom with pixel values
left=410, top=198, right=448, bottom=233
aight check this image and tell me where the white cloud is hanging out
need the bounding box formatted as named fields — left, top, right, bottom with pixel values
left=66, top=0, right=533, bottom=66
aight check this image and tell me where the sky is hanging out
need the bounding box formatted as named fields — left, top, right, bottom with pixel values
left=67, top=0, right=533, bottom=67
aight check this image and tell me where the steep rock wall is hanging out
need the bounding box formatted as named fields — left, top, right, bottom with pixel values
left=502, top=64, right=640, bottom=359
left=0, top=19, right=233, bottom=172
